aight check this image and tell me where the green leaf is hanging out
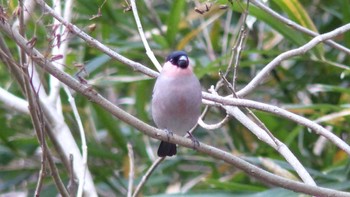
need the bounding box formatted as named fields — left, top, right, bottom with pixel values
left=166, top=0, right=186, bottom=47
left=75, top=54, right=111, bottom=77
left=221, top=2, right=305, bottom=47
left=205, top=178, right=266, bottom=192
left=341, top=0, right=350, bottom=49
left=272, top=0, right=324, bottom=58
left=273, top=0, right=318, bottom=32
left=224, top=1, right=324, bottom=58
left=152, top=34, right=169, bottom=49
left=91, top=104, right=127, bottom=152
left=88, top=142, right=120, bottom=160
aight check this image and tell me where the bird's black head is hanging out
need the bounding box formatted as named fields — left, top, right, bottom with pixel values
left=166, top=51, right=189, bottom=69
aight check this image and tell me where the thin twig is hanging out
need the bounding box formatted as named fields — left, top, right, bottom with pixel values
left=314, top=109, right=350, bottom=123
left=35, top=0, right=158, bottom=78
left=63, top=85, right=88, bottom=197
left=67, top=154, right=78, bottom=196
left=45, top=140, right=70, bottom=197
left=237, top=23, right=350, bottom=97
left=2, top=41, right=67, bottom=195
left=48, top=0, right=75, bottom=105
left=0, top=37, right=26, bottom=90
left=132, top=157, right=165, bottom=197
left=198, top=115, right=230, bottom=130
left=194, top=1, right=216, bottom=61
left=250, top=0, right=350, bottom=56
left=219, top=73, right=281, bottom=147
left=127, top=143, right=135, bottom=197
left=18, top=0, right=26, bottom=66
left=198, top=6, right=249, bottom=149
left=228, top=106, right=315, bottom=186
left=208, top=87, right=316, bottom=185
left=16, top=1, right=48, bottom=194
left=130, top=0, right=162, bottom=71
left=11, top=53, right=69, bottom=197
left=13, top=0, right=48, bottom=101
left=232, top=0, right=249, bottom=90
left=144, top=0, right=164, bottom=35
left=1, top=8, right=97, bottom=196
left=128, top=2, right=166, bottom=192
left=202, top=92, right=350, bottom=155
left=215, top=7, right=247, bottom=92
left=47, top=0, right=90, bottom=195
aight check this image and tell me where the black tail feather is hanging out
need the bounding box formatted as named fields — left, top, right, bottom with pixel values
left=157, top=141, right=177, bottom=157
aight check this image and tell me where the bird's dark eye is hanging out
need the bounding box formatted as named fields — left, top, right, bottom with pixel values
left=177, top=55, right=188, bottom=68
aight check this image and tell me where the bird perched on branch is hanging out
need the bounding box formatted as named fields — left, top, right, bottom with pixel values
left=152, top=51, right=202, bottom=157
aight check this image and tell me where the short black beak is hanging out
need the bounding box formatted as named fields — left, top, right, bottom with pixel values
left=178, top=55, right=188, bottom=68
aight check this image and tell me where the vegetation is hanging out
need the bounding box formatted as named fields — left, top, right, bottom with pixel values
left=0, top=0, right=350, bottom=196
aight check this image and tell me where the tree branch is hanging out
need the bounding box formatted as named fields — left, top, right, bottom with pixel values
left=250, top=0, right=350, bottom=56
left=1, top=19, right=350, bottom=197
left=203, top=92, right=350, bottom=155
left=35, top=0, right=158, bottom=78
left=130, top=0, right=162, bottom=72
left=237, top=23, right=350, bottom=97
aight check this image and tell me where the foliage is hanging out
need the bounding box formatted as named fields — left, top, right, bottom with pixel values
left=0, top=0, right=350, bottom=196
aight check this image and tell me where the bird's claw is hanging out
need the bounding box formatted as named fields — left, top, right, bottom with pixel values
left=164, top=129, right=173, bottom=142
left=187, top=131, right=200, bottom=150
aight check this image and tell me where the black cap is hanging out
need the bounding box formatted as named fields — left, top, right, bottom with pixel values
left=166, top=51, right=189, bottom=69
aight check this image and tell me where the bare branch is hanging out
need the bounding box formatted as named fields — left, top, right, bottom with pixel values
left=35, top=0, right=159, bottom=78
left=0, top=87, right=28, bottom=114
left=1, top=22, right=98, bottom=197
left=207, top=86, right=315, bottom=185
left=198, top=115, right=229, bottom=130
left=130, top=0, right=162, bottom=72
left=250, top=0, right=350, bottom=56
left=203, top=92, right=350, bottom=156
left=67, top=154, right=78, bottom=196
left=132, top=157, right=165, bottom=197
left=225, top=105, right=316, bottom=185
left=63, top=85, right=88, bottom=197
left=237, top=23, right=350, bottom=97
left=127, top=143, right=135, bottom=197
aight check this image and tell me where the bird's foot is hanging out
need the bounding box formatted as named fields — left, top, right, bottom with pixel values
left=164, top=129, right=173, bottom=142
left=187, top=131, right=200, bottom=150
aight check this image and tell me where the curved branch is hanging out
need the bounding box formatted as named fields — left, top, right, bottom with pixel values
left=0, top=87, right=29, bottom=114
left=237, top=23, right=350, bottom=97
left=223, top=106, right=316, bottom=185
left=132, top=157, right=165, bottom=197
left=202, top=92, right=350, bottom=156
left=198, top=115, right=230, bottom=130
left=250, top=0, right=350, bottom=56
left=130, top=0, right=162, bottom=72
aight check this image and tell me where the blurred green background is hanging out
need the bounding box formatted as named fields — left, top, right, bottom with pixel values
left=0, top=0, right=350, bottom=196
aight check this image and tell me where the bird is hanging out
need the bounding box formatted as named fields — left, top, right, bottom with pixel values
left=152, top=51, right=202, bottom=157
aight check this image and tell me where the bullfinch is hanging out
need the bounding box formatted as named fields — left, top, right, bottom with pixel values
left=152, top=51, right=202, bottom=157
